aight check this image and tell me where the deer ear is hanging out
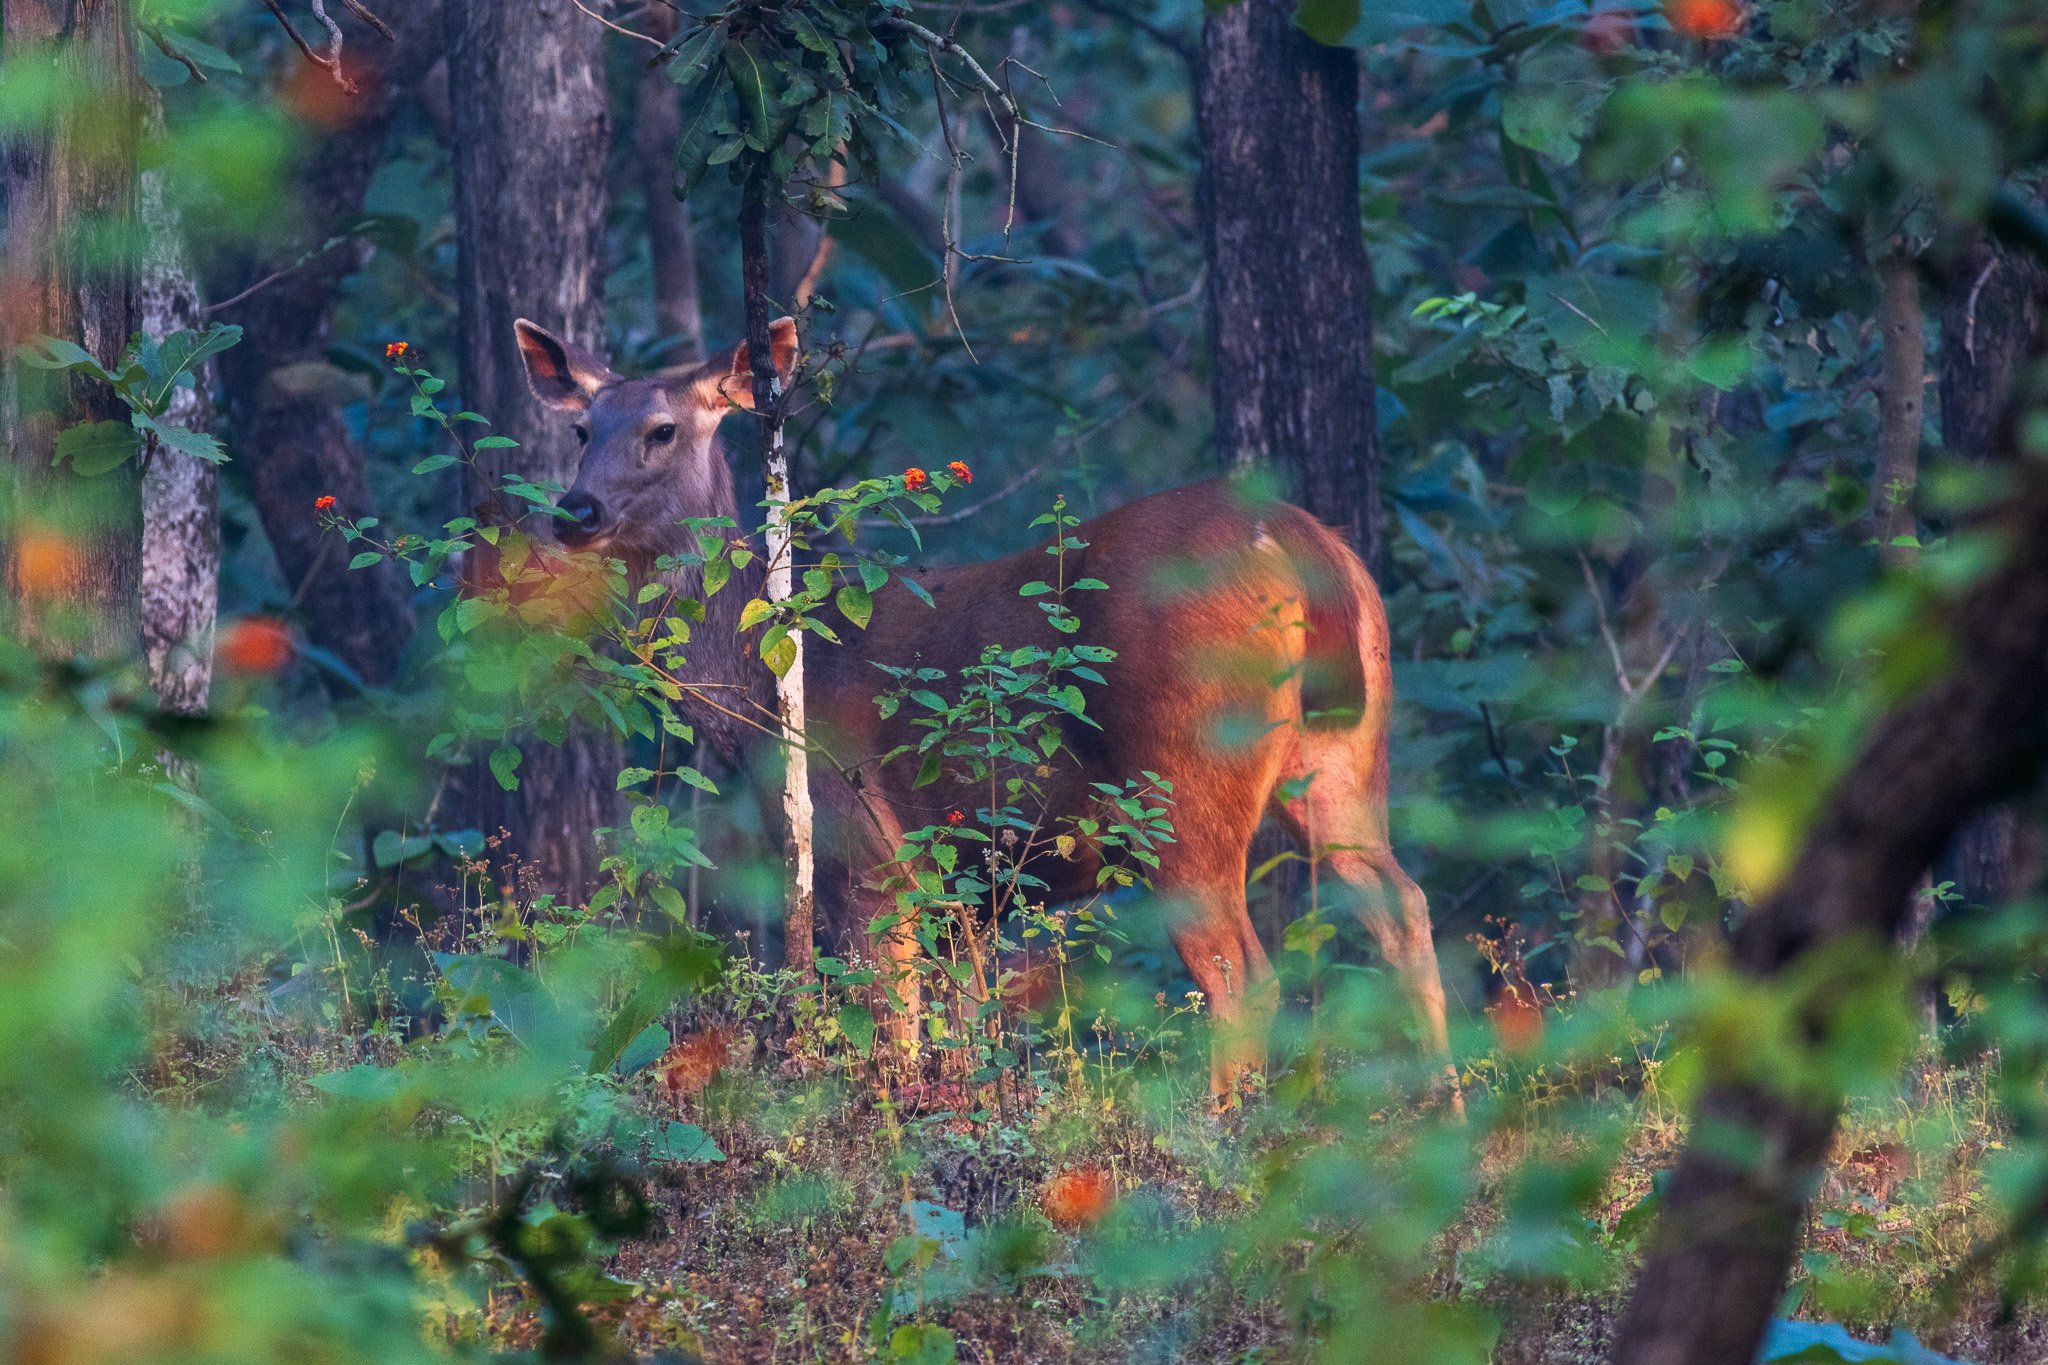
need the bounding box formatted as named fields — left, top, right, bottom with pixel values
left=714, top=317, right=799, bottom=411
left=515, top=319, right=617, bottom=412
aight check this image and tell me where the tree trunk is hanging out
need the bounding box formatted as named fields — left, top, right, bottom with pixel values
left=1, top=1, right=140, bottom=659
left=442, top=0, right=618, bottom=901
left=1938, top=229, right=2047, bottom=911
left=1874, top=250, right=1925, bottom=567
left=214, top=3, right=432, bottom=692
left=1195, top=0, right=1380, bottom=565
left=137, top=93, right=218, bottom=716
left=1615, top=362, right=2048, bottom=1365
left=740, top=187, right=816, bottom=976
left=635, top=4, right=705, bottom=366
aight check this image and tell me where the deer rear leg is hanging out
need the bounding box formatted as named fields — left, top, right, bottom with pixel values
left=1162, top=883, right=1276, bottom=1106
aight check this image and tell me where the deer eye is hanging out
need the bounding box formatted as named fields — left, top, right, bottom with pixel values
left=573, top=425, right=589, bottom=445
left=650, top=423, right=677, bottom=445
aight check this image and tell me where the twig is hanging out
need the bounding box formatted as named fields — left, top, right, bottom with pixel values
left=569, top=0, right=666, bottom=48
left=205, top=233, right=355, bottom=314
left=335, top=0, right=395, bottom=42
left=875, top=15, right=1021, bottom=121
left=1478, top=702, right=1526, bottom=797
left=141, top=23, right=207, bottom=83
left=262, top=0, right=356, bottom=92
left=308, top=1, right=348, bottom=73
left=1579, top=551, right=1633, bottom=695
left=894, top=466, right=1044, bottom=529
left=1962, top=253, right=1998, bottom=364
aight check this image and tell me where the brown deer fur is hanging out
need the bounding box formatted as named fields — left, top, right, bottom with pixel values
left=513, top=317, right=1451, bottom=1096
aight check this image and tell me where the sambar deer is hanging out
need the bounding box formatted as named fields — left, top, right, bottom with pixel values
left=514, top=316, right=1452, bottom=1099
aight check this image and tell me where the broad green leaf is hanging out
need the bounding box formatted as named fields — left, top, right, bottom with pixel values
left=53, top=420, right=140, bottom=476
left=837, top=582, right=872, bottom=630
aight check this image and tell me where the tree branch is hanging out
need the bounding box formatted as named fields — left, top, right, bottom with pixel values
left=1615, top=454, right=2048, bottom=1365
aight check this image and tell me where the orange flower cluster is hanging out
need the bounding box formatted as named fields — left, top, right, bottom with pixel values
left=1041, top=1166, right=1115, bottom=1231
left=384, top=341, right=409, bottom=361
left=314, top=494, right=337, bottom=511
left=218, top=617, right=294, bottom=675
left=1668, top=0, right=1742, bottom=39
left=903, top=467, right=929, bottom=492
left=946, top=809, right=965, bottom=825
left=947, top=461, right=972, bottom=484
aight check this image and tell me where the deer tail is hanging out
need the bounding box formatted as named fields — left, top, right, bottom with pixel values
left=1268, top=511, right=1375, bottom=731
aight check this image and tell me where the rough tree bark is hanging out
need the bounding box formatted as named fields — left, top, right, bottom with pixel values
left=1197, top=0, right=1380, bottom=934
left=1195, top=0, right=1380, bottom=564
left=214, top=3, right=435, bottom=691
left=137, top=93, right=218, bottom=715
left=1615, top=350, right=2048, bottom=1365
left=740, top=188, right=816, bottom=975
left=442, top=0, right=619, bottom=901
left=634, top=4, right=706, bottom=366
left=1938, top=229, right=2047, bottom=911
left=1, top=1, right=139, bottom=658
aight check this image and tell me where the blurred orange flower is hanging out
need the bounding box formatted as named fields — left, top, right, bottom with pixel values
left=14, top=527, right=82, bottom=600
left=903, top=467, right=929, bottom=492
left=947, top=461, right=972, bottom=484
left=314, top=494, right=337, bottom=511
left=946, top=809, right=964, bottom=825
left=385, top=341, right=409, bottom=361
left=1668, top=0, right=1742, bottom=39
left=1486, top=982, right=1545, bottom=1057
left=218, top=617, right=294, bottom=675
left=1041, top=1166, right=1115, bottom=1231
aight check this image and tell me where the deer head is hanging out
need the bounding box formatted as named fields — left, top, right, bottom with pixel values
left=513, top=317, right=797, bottom=562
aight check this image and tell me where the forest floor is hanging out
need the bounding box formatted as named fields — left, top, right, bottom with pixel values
left=435, top=1009, right=2048, bottom=1365
left=147, top=930, right=2048, bottom=1364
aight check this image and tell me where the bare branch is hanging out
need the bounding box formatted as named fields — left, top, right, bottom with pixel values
left=261, top=0, right=355, bottom=92
left=875, top=14, right=1021, bottom=121
left=568, top=0, right=666, bottom=48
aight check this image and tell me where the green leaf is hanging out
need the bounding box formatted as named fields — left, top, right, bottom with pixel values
left=147, top=323, right=242, bottom=409
left=371, top=829, right=436, bottom=868
left=413, top=452, right=459, bottom=474
left=762, top=629, right=798, bottom=677
left=674, top=73, right=730, bottom=200
left=489, top=743, right=523, bottom=791
left=589, top=935, right=722, bottom=1073
left=53, top=420, right=140, bottom=476
left=738, top=597, right=775, bottom=631
left=722, top=41, right=774, bottom=151
left=348, top=551, right=383, bottom=570
left=650, top=1120, right=725, bottom=1162
left=837, top=1002, right=876, bottom=1058
left=18, top=336, right=108, bottom=378
left=836, top=583, right=873, bottom=630
left=650, top=882, right=688, bottom=922
left=472, top=435, right=520, bottom=450
left=136, top=414, right=228, bottom=464
left=616, top=1023, right=670, bottom=1076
